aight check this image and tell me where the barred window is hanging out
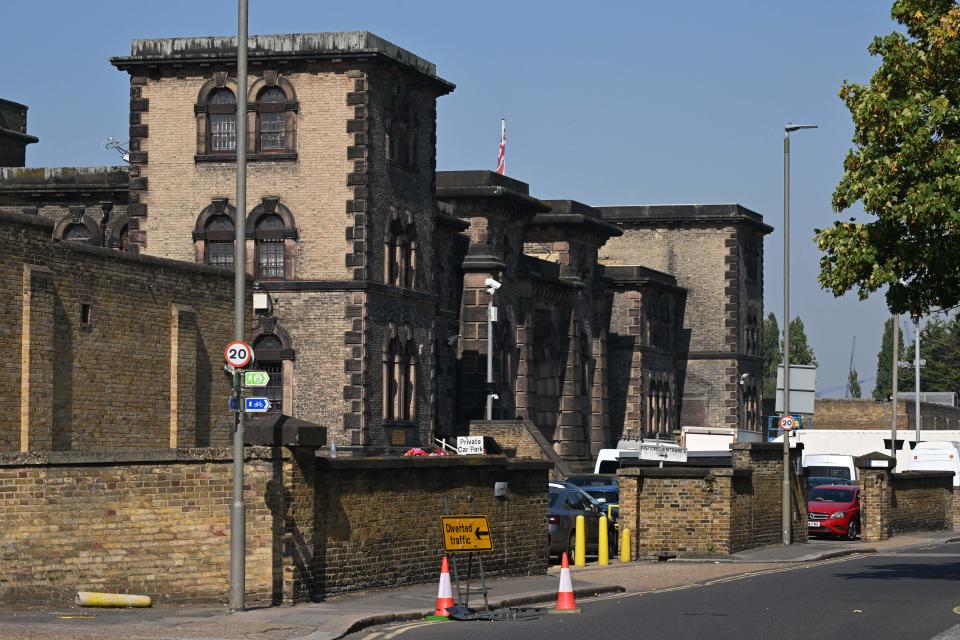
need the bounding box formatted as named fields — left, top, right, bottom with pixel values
left=255, top=212, right=285, bottom=280
left=208, top=88, right=237, bottom=153
left=205, top=214, right=234, bottom=267
left=383, top=330, right=416, bottom=422
left=253, top=334, right=286, bottom=414
left=257, top=87, right=287, bottom=151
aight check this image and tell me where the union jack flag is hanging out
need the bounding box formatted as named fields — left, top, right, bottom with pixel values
left=496, top=118, right=506, bottom=175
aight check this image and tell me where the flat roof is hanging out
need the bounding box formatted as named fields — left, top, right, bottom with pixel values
left=599, top=203, right=773, bottom=233
left=111, top=31, right=453, bottom=91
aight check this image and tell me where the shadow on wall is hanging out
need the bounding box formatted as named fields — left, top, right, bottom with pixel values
left=195, top=331, right=211, bottom=446
left=52, top=292, right=72, bottom=450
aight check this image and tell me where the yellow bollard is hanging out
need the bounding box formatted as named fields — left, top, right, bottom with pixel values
left=76, top=592, right=152, bottom=608
left=619, top=527, right=631, bottom=563
left=575, top=514, right=586, bottom=566
left=598, top=515, right=609, bottom=565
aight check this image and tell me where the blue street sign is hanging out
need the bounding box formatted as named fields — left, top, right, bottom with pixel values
left=244, top=397, right=271, bottom=413
left=228, top=397, right=239, bottom=411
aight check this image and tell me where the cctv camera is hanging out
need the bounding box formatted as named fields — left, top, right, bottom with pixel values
left=484, top=278, right=501, bottom=290
left=739, top=373, right=750, bottom=385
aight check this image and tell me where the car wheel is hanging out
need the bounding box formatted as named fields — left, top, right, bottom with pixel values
left=846, top=518, right=860, bottom=541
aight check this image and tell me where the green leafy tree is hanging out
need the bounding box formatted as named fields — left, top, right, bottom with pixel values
left=873, top=317, right=905, bottom=399
left=787, top=317, right=818, bottom=367
left=899, top=315, right=960, bottom=393
left=848, top=368, right=863, bottom=398
left=816, top=1, right=960, bottom=316
left=762, top=313, right=782, bottom=399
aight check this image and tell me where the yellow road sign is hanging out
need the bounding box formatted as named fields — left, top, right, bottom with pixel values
left=441, top=515, right=492, bottom=552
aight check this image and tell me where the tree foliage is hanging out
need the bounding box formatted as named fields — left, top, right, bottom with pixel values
left=849, top=368, right=863, bottom=398
left=899, top=314, right=960, bottom=393
left=873, top=317, right=906, bottom=399
left=762, top=313, right=782, bottom=399
left=816, top=0, right=960, bottom=315
left=787, top=317, right=818, bottom=367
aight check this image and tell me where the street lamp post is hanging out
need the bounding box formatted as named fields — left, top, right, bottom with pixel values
left=782, top=122, right=816, bottom=546
left=229, top=0, right=249, bottom=613
left=914, top=315, right=921, bottom=442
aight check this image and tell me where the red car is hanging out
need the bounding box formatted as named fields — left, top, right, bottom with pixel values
left=807, top=485, right=860, bottom=540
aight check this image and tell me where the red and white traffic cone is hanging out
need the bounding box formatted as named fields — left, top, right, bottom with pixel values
left=427, top=556, right=455, bottom=619
left=550, top=552, right=581, bottom=614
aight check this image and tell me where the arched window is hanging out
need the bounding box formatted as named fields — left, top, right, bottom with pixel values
left=385, top=210, right=416, bottom=288
left=256, top=86, right=288, bottom=152
left=253, top=333, right=285, bottom=414
left=63, top=223, right=91, bottom=242
left=383, top=325, right=416, bottom=423
left=205, top=214, right=234, bottom=267
left=247, top=197, right=297, bottom=280
left=255, top=213, right=285, bottom=279
left=207, top=88, right=237, bottom=153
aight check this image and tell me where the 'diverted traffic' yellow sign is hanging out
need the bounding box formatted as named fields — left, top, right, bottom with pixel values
left=440, top=515, right=493, bottom=552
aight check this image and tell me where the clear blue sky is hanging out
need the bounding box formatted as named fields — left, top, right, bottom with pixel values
left=4, top=0, right=906, bottom=397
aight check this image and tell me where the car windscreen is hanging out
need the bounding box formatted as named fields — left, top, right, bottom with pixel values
left=809, top=488, right=855, bottom=503
left=584, top=489, right=618, bottom=504
left=568, top=476, right=615, bottom=487
left=805, top=466, right=851, bottom=480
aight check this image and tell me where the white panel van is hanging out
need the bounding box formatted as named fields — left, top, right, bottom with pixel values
left=908, top=441, right=960, bottom=487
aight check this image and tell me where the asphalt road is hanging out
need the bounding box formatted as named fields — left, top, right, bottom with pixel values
left=361, top=542, right=960, bottom=640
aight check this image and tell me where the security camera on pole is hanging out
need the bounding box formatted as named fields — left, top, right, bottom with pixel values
left=485, top=278, right=501, bottom=420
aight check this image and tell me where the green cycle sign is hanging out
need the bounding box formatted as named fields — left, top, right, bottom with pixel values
left=243, top=371, right=270, bottom=387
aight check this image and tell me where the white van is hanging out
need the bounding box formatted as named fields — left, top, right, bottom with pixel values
left=908, top=441, right=960, bottom=487
left=803, top=454, right=858, bottom=483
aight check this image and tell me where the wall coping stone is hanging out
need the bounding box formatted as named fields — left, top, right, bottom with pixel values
left=0, top=447, right=285, bottom=468
left=731, top=442, right=804, bottom=453
left=618, top=466, right=750, bottom=479
left=316, top=454, right=553, bottom=472
left=893, top=470, right=955, bottom=481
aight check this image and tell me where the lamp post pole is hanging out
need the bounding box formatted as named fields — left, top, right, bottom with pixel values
left=229, top=0, right=248, bottom=613
left=890, top=315, right=899, bottom=459
left=486, top=289, right=496, bottom=420
left=914, top=315, right=921, bottom=442
left=782, top=123, right=816, bottom=546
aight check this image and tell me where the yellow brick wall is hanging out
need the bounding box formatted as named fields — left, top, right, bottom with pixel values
left=139, top=71, right=355, bottom=280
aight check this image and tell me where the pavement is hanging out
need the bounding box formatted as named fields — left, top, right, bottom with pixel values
left=1, top=530, right=957, bottom=640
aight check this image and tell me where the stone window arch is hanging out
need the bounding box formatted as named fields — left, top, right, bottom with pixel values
left=383, top=323, right=416, bottom=423
left=385, top=208, right=416, bottom=288
left=53, top=207, right=101, bottom=246
left=195, top=74, right=240, bottom=156
left=252, top=318, right=295, bottom=415
left=246, top=197, right=298, bottom=280
left=193, top=198, right=237, bottom=267
left=248, top=73, right=298, bottom=155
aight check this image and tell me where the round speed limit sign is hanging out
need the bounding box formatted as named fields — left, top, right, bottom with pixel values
left=779, top=415, right=796, bottom=432
left=224, top=340, right=254, bottom=368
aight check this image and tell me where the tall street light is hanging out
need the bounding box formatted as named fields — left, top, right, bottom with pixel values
left=782, top=122, right=816, bottom=546
left=230, top=0, right=249, bottom=613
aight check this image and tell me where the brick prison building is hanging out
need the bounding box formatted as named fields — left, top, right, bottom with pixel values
left=0, top=32, right=772, bottom=463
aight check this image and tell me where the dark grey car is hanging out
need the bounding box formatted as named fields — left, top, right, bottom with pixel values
left=548, top=481, right=613, bottom=557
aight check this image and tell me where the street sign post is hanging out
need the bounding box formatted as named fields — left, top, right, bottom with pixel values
left=779, top=415, right=796, bottom=432
left=224, top=340, right=253, bottom=368
left=243, top=370, right=270, bottom=387
left=441, top=515, right=493, bottom=552
left=244, top=397, right=271, bottom=413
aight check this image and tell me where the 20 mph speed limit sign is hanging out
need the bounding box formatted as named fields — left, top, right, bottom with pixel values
left=779, top=415, right=796, bottom=431
left=224, top=340, right=254, bottom=368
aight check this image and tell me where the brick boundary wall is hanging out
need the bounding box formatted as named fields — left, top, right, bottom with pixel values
left=0, top=449, right=549, bottom=605
left=617, top=442, right=805, bottom=558
left=855, top=454, right=954, bottom=542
